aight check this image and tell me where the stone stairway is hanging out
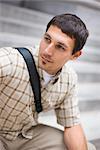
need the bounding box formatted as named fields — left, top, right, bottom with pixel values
left=0, top=3, right=52, bottom=47
left=0, top=3, right=100, bottom=149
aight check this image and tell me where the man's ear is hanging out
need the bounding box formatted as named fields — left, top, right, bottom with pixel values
left=71, top=50, right=82, bottom=60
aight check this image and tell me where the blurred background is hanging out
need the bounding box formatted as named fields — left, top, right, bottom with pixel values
left=0, top=0, right=100, bottom=149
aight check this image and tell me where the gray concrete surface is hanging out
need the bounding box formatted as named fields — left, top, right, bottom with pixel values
left=0, top=2, right=100, bottom=149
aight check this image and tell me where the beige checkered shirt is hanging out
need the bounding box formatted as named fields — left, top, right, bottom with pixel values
left=0, top=46, right=80, bottom=140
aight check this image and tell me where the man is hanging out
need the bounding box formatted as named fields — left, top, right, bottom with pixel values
left=0, top=14, right=96, bottom=150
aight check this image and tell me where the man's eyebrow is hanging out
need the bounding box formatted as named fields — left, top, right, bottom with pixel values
left=44, top=33, right=51, bottom=38
left=57, top=42, right=68, bottom=49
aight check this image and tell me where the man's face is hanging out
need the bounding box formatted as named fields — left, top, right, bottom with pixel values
left=39, top=25, right=75, bottom=75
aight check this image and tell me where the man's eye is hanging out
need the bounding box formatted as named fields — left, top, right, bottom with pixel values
left=56, top=45, right=65, bottom=51
left=44, top=37, right=51, bottom=43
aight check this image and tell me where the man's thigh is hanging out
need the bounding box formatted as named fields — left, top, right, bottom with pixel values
left=0, top=125, right=96, bottom=150
left=21, top=124, right=96, bottom=150
left=0, top=125, right=66, bottom=150
left=22, top=124, right=66, bottom=150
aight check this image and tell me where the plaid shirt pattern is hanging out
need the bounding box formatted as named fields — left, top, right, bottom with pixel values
left=0, top=46, right=80, bottom=140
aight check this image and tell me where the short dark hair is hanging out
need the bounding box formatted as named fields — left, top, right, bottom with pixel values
left=46, top=13, right=89, bottom=54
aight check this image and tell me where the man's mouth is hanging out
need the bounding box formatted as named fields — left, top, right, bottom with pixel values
left=41, top=56, right=53, bottom=63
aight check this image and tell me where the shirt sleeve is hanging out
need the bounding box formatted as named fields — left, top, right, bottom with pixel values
left=0, top=47, right=12, bottom=84
left=55, top=73, right=80, bottom=127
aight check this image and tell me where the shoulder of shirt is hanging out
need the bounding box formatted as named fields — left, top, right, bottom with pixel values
left=0, top=47, right=14, bottom=58
left=0, top=47, right=14, bottom=76
left=61, top=63, right=78, bottom=84
left=0, top=47, right=14, bottom=52
left=0, top=45, right=38, bottom=52
left=63, top=63, right=77, bottom=75
left=0, top=45, right=39, bottom=55
left=25, top=45, right=39, bottom=56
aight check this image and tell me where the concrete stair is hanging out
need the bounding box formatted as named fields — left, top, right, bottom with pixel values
left=0, top=3, right=52, bottom=25
left=0, top=17, right=45, bottom=38
left=0, top=32, right=39, bottom=47
left=0, top=3, right=100, bottom=148
left=0, top=3, right=52, bottom=47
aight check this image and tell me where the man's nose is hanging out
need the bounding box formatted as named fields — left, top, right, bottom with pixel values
left=44, top=44, right=54, bottom=56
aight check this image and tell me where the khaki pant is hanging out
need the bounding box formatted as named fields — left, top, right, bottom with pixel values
left=0, top=124, right=96, bottom=150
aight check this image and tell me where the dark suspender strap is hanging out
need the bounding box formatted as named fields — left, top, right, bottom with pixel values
left=15, top=47, right=42, bottom=113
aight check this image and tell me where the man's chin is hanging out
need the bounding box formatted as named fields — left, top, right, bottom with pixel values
left=39, top=65, right=52, bottom=74
left=39, top=61, right=56, bottom=75
left=39, top=63, right=47, bottom=71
